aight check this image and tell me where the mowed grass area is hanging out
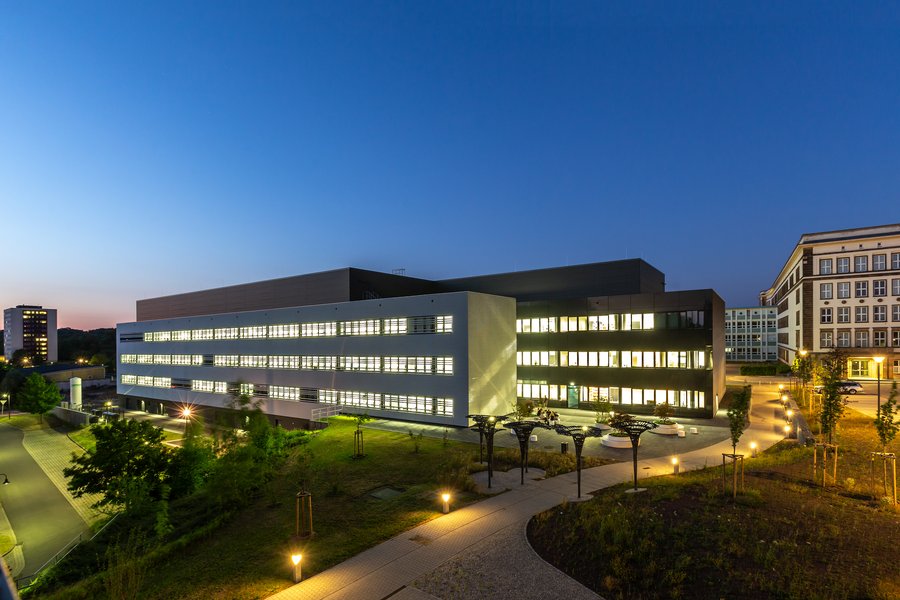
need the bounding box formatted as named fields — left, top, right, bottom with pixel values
left=40, top=417, right=488, bottom=600
left=66, top=423, right=182, bottom=453
left=528, top=408, right=900, bottom=600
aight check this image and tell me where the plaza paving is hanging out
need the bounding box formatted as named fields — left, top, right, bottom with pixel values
left=268, top=380, right=790, bottom=600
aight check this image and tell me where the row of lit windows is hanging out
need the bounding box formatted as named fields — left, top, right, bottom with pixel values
left=516, top=382, right=706, bottom=409
left=820, top=305, right=900, bottom=324
left=516, top=350, right=707, bottom=369
left=516, top=311, right=706, bottom=334
left=138, top=315, right=453, bottom=343
left=121, top=353, right=454, bottom=375
left=820, top=329, right=900, bottom=348
left=820, top=280, right=900, bottom=299
left=120, top=374, right=172, bottom=388
left=819, top=253, right=900, bottom=275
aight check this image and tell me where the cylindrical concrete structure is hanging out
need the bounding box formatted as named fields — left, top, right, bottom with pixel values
left=70, top=377, right=82, bottom=409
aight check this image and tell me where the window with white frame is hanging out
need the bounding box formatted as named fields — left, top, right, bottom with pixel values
left=820, top=330, right=833, bottom=348
left=819, top=258, right=833, bottom=274
left=838, top=331, right=851, bottom=347
left=873, top=254, right=887, bottom=271
left=837, top=257, right=850, bottom=273
left=239, top=383, right=254, bottom=396
left=856, top=281, right=868, bottom=297
left=874, top=305, right=887, bottom=322
left=269, top=355, right=300, bottom=369
left=855, top=256, right=868, bottom=272
left=856, top=330, right=869, bottom=347
left=837, top=307, right=850, bottom=323
left=820, top=283, right=832, bottom=299
left=239, top=355, right=268, bottom=368
left=893, top=253, right=900, bottom=270
left=172, top=330, right=191, bottom=341
left=820, top=308, right=832, bottom=324
left=192, top=329, right=214, bottom=340
left=894, top=331, right=900, bottom=347
left=301, top=322, right=337, bottom=337
left=874, top=280, right=887, bottom=297
left=137, top=354, right=153, bottom=364
left=154, top=355, right=171, bottom=365
left=856, top=306, right=869, bottom=322
left=121, top=374, right=137, bottom=385
left=893, top=305, right=900, bottom=322
left=137, top=375, right=154, bottom=386
left=874, top=330, right=887, bottom=347
left=121, top=354, right=137, bottom=363
left=837, top=282, right=850, bottom=299
left=436, top=315, right=453, bottom=333
left=893, top=279, right=900, bottom=296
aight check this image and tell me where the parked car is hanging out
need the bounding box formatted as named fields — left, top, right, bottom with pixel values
left=813, top=381, right=864, bottom=395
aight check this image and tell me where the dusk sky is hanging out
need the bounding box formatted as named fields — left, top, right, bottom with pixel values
left=2, top=2, right=899, bottom=330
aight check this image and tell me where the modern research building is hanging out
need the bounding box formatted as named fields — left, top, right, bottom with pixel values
left=116, top=260, right=725, bottom=428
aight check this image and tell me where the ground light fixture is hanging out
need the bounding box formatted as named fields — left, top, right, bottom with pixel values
left=441, top=492, right=451, bottom=514
left=290, top=554, right=302, bottom=583
left=671, top=457, right=680, bottom=475
left=781, top=394, right=788, bottom=403
left=750, top=441, right=758, bottom=458
left=786, top=409, right=794, bottom=420
left=783, top=424, right=792, bottom=437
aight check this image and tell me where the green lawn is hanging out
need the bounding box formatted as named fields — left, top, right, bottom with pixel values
left=528, top=408, right=900, bottom=600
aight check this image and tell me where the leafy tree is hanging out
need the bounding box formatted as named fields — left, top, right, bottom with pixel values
left=594, top=399, right=613, bottom=424
left=874, top=382, right=900, bottom=454
left=818, top=348, right=849, bottom=444
left=0, top=368, right=27, bottom=403
left=11, top=349, right=32, bottom=367
left=167, top=418, right=216, bottom=499
left=654, top=402, right=675, bottom=424
left=64, top=419, right=172, bottom=511
left=727, top=386, right=751, bottom=454
left=89, top=353, right=110, bottom=366
left=17, top=372, right=62, bottom=422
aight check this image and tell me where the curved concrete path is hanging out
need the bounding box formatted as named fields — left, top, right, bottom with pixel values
left=267, top=381, right=789, bottom=600
left=0, top=425, right=89, bottom=577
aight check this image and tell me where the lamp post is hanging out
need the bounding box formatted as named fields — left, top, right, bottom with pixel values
left=503, top=420, right=551, bottom=485
left=0, top=393, right=7, bottom=419
left=441, top=492, right=451, bottom=514
left=467, top=414, right=508, bottom=489
left=799, top=349, right=809, bottom=409
left=553, top=424, right=607, bottom=498
left=874, top=356, right=885, bottom=420
left=181, top=407, right=192, bottom=433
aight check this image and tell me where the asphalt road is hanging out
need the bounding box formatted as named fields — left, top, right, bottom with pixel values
left=0, top=425, right=88, bottom=577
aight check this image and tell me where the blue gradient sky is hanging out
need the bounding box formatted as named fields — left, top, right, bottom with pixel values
left=2, top=2, right=899, bottom=329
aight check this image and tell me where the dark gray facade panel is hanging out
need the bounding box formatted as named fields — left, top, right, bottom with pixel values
left=438, top=259, right=664, bottom=301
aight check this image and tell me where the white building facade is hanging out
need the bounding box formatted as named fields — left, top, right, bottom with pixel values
left=117, top=291, right=516, bottom=428
left=724, top=307, right=778, bottom=362
left=760, top=224, right=900, bottom=380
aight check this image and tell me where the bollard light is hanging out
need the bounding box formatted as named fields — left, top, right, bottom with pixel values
left=778, top=384, right=784, bottom=391
left=786, top=409, right=794, bottom=420
left=671, top=456, right=680, bottom=475
left=441, top=492, right=451, bottom=514
left=291, top=554, right=302, bottom=583
left=781, top=394, right=788, bottom=403
left=783, top=424, right=792, bottom=437
left=750, top=441, right=758, bottom=458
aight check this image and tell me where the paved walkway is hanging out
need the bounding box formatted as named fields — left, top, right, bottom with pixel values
left=268, top=381, right=788, bottom=600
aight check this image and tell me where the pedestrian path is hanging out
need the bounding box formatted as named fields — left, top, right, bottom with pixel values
left=21, top=428, right=104, bottom=526
left=267, top=382, right=788, bottom=600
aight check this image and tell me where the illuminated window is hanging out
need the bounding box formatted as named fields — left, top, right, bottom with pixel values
left=192, top=329, right=213, bottom=340
left=240, top=326, right=267, bottom=339
left=137, top=375, right=154, bottom=386
left=436, top=357, right=454, bottom=374
left=214, top=355, right=239, bottom=367
left=269, top=324, right=300, bottom=338
left=121, top=374, right=137, bottom=385
left=172, top=330, right=191, bottom=341
left=301, top=322, right=337, bottom=337
left=154, top=355, right=171, bottom=365
left=384, top=318, right=408, bottom=335
left=121, top=354, right=137, bottom=364
left=436, top=315, right=453, bottom=333
left=269, top=355, right=300, bottom=369
left=239, top=383, right=254, bottom=396
left=240, top=355, right=268, bottom=368
left=153, top=377, right=171, bottom=388
left=215, top=328, right=239, bottom=340
left=137, top=354, right=153, bottom=364
left=172, top=355, right=200, bottom=366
